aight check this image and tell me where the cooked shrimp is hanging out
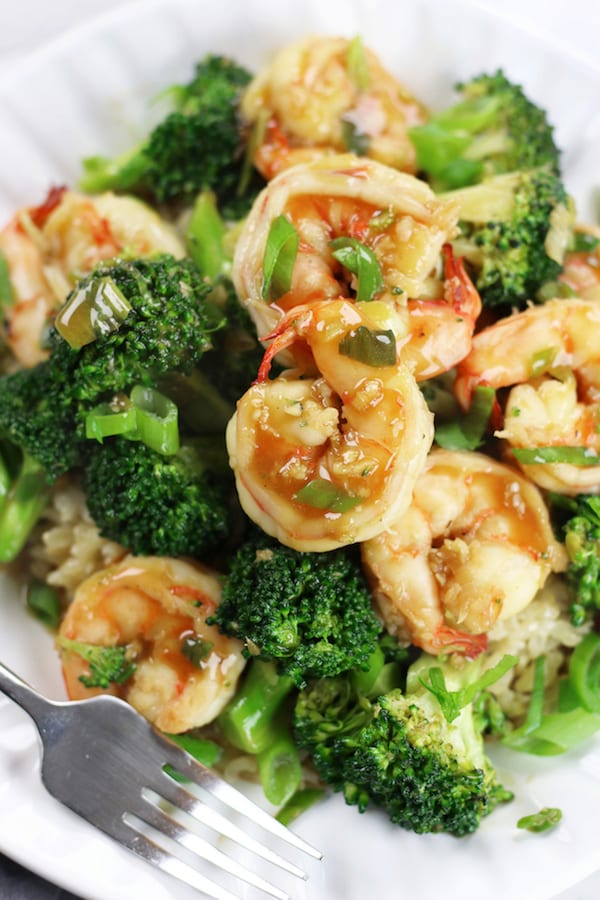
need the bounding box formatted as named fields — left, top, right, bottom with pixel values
left=362, top=449, right=567, bottom=658
left=226, top=298, right=434, bottom=552
left=241, top=35, right=427, bottom=179
left=58, top=555, right=246, bottom=734
left=558, top=224, right=600, bottom=302
left=233, top=153, right=478, bottom=379
left=1, top=188, right=184, bottom=366
left=455, top=297, right=600, bottom=494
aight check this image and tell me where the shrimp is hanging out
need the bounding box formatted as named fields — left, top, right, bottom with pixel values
left=241, top=35, right=427, bottom=179
left=362, top=449, right=567, bottom=658
left=0, top=188, right=184, bottom=366
left=233, top=153, right=479, bottom=380
left=58, top=555, right=246, bottom=734
left=558, top=224, right=600, bottom=302
left=455, top=297, right=600, bottom=494
left=226, top=298, right=434, bottom=552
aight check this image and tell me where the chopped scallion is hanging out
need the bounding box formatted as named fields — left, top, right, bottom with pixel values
left=0, top=248, right=14, bottom=311
left=512, top=446, right=600, bottom=466
left=129, top=385, right=179, bottom=456
left=435, top=385, right=495, bottom=451
left=55, top=276, right=131, bottom=349
left=262, top=215, right=299, bottom=300
left=295, top=478, right=362, bottom=513
left=346, top=36, right=370, bottom=91
left=517, top=807, right=562, bottom=833
left=85, top=400, right=137, bottom=443
left=330, top=236, right=384, bottom=302
left=338, top=325, right=396, bottom=367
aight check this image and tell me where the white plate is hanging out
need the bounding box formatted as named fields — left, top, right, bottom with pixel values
left=1, top=1, right=600, bottom=898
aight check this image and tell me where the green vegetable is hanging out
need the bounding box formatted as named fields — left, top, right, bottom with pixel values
left=262, top=215, right=299, bottom=300
left=79, top=55, right=261, bottom=216
left=26, top=580, right=61, bottom=630
left=330, top=237, right=384, bottom=302
left=128, top=385, right=179, bottom=456
left=210, top=532, right=382, bottom=687
left=276, top=788, right=326, bottom=826
left=444, top=168, right=570, bottom=309
left=83, top=436, right=230, bottom=559
left=0, top=452, right=50, bottom=564
left=294, top=648, right=513, bottom=836
left=551, top=494, right=600, bottom=625
left=435, top=385, right=495, bottom=450
left=55, top=276, right=131, bottom=349
left=503, top=655, right=600, bottom=755
left=419, top=654, right=518, bottom=722
left=218, top=661, right=296, bottom=755
left=409, top=69, right=561, bottom=191
left=512, top=446, right=599, bottom=466
left=0, top=255, right=221, bottom=484
left=181, top=636, right=214, bottom=667
left=57, top=636, right=136, bottom=689
left=338, top=326, right=396, bottom=367
left=257, top=723, right=302, bottom=807
left=517, top=807, right=562, bottom=833
left=85, top=399, right=137, bottom=442
left=164, top=733, right=223, bottom=769
left=294, top=479, right=361, bottom=513
left=345, top=36, right=370, bottom=91
left=186, top=190, right=227, bottom=279
left=0, top=249, right=14, bottom=312
left=566, top=632, right=600, bottom=713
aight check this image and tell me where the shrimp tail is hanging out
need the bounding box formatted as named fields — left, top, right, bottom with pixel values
left=442, top=243, right=482, bottom=322
left=255, top=324, right=299, bottom=382
left=431, top=624, right=488, bottom=659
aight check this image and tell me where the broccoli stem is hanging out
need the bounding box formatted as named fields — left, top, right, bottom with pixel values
left=217, top=660, right=296, bottom=754
left=0, top=454, right=50, bottom=563
left=256, top=719, right=303, bottom=807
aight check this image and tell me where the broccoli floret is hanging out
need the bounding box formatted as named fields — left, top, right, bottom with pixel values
left=0, top=363, right=80, bottom=481
left=79, top=55, right=262, bottom=216
left=295, top=652, right=512, bottom=836
left=57, top=636, right=136, bottom=689
left=553, top=494, right=600, bottom=626
left=0, top=255, right=219, bottom=472
left=410, top=69, right=561, bottom=191
left=210, top=533, right=382, bottom=687
left=83, top=436, right=231, bottom=559
left=446, top=169, right=572, bottom=308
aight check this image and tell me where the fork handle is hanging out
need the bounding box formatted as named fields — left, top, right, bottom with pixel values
left=0, top=661, right=54, bottom=730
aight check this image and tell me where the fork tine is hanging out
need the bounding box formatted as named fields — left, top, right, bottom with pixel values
left=112, top=815, right=242, bottom=900
left=148, top=769, right=307, bottom=879
left=159, top=736, right=323, bottom=860
left=132, top=791, right=289, bottom=900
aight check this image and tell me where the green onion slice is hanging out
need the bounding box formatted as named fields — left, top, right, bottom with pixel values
left=85, top=400, right=137, bottom=443
left=295, top=478, right=362, bottom=513
left=567, top=632, right=600, bottom=714
left=572, top=232, right=600, bottom=253
left=512, top=446, right=600, bottom=466
left=26, top=580, right=61, bottom=630
left=55, top=276, right=132, bottom=348
left=341, top=119, right=371, bottom=156
left=339, top=325, right=396, bottom=367
left=435, top=385, right=495, bottom=451
left=0, top=249, right=14, bottom=311
left=517, top=807, right=562, bottom=833
left=262, top=215, right=299, bottom=300
left=181, top=636, right=214, bottom=668
left=130, top=385, right=179, bottom=455
left=330, top=236, right=384, bottom=302
left=186, top=190, right=226, bottom=279
left=346, top=36, right=370, bottom=91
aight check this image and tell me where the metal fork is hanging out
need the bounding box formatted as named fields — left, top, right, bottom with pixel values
left=0, top=661, right=322, bottom=900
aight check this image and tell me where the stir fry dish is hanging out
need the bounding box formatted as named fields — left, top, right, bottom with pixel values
left=1, top=34, right=599, bottom=839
